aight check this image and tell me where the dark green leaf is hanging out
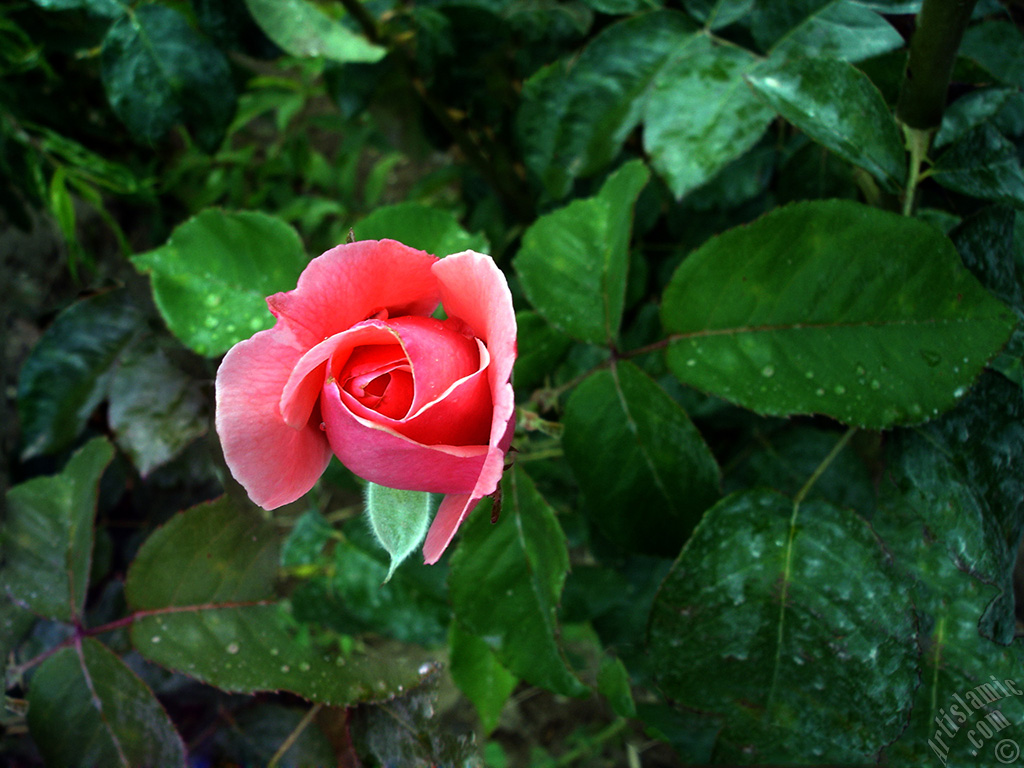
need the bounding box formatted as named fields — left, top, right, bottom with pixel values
left=448, top=622, right=517, bottom=734
left=30, top=0, right=123, bottom=16
left=354, top=202, right=488, bottom=255
left=514, top=160, right=649, bottom=344
left=17, top=290, right=142, bottom=459
left=935, top=87, right=1020, bottom=149
left=932, top=124, right=1024, bottom=210
left=244, top=0, right=386, bottom=63
left=3, top=438, right=114, bottom=622
left=108, top=340, right=207, bottom=476
left=747, top=58, right=906, bottom=190
left=960, top=19, right=1024, bottom=88
left=950, top=207, right=1024, bottom=389
left=747, top=0, right=833, bottom=50
left=27, top=638, right=185, bottom=768
left=648, top=489, right=918, bottom=763
left=131, top=209, right=307, bottom=357
left=513, top=311, right=573, bottom=393
left=662, top=200, right=1015, bottom=428
left=101, top=5, right=236, bottom=152
left=597, top=655, right=636, bottom=718
left=215, top=703, right=336, bottom=767
left=281, top=509, right=336, bottom=568
left=563, top=361, right=720, bottom=556
left=125, top=498, right=435, bottom=704
left=449, top=467, right=588, bottom=697
left=681, top=0, right=754, bottom=29
left=768, top=1, right=904, bottom=62
left=519, top=11, right=756, bottom=199
left=365, top=483, right=433, bottom=582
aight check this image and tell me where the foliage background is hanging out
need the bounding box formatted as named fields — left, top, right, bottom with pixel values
left=3, top=0, right=1024, bottom=765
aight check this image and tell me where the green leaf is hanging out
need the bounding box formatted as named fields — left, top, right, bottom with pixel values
left=519, top=11, right=769, bottom=200
left=101, top=4, right=235, bottom=152
left=747, top=0, right=833, bottom=50
left=662, top=200, right=1015, bottom=428
left=960, top=19, right=1024, bottom=88
left=950, top=207, right=1024, bottom=390
left=354, top=202, right=489, bottom=255
left=932, top=124, right=1024, bottom=210
left=448, top=622, right=518, bottom=734
left=3, top=438, right=114, bottom=622
left=514, top=160, right=649, bottom=344
left=125, top=497, right=435, bottom=704
left=769, top=1, right=904, bottom=63
left=563, top=361, right=720, bottom=556
left=648, top=489, right=918, bottom=763
left=29, top=0, right=124, bottom=16
left=108, top=339, right=207, bottom=476
left=643, top=36, right=773, bottom=199
left=747, top=58, right=906, bottom=190
left=244, top=0, right=386, bottom=63
left=449, top=466, right=588, bottom=697
left=935, top=87, right=1020, bottom=149
left=597, top=655, right=636, bottom=718
left=290, top=520, right=451, bottom=647
left=681, top=0, right=754, bottom=29
left=17, top=290, right=141, bottom=459
left=215, top=703, right=336, bottom=767
left=27, top=638, right=186, bottom=768
left=131, top=209, right=308, bottom=357
left=365, top=483, right=433, bottom=582
left=513, top=311, right=573, bottom=393
left=873, top=388, right=1024, bottom=764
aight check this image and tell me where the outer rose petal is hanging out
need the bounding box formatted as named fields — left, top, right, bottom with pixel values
left=422, top=251, right=517, bottom=563
left=216, top=329, right=332, bottom=509
left=268, top=240, right=441, bottom=348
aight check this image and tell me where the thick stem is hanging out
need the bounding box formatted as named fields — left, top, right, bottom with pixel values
left=896, top=0, right=979, bottom=130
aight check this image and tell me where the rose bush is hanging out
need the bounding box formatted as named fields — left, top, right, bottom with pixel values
left=215, top=239, right=516, bottom=563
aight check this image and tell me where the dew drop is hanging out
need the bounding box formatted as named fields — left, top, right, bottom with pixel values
left=151, top=636, right=161, bottom=644
left=761, top=365, right=775, bottom=378
left=204, top=316, right=218, bottom=328
left=920, top=349, right=941, bottom=367
left=805, top=371, right=814, bottom=379
left=834, top=385, right=846, bottom=395
left=271, top=648, right=279, bottom=656
left=319, top=422, right=326, bottom=431
left=686, top=358, right=697, bottom=367
left=249, top=317, right=263, bottom=330
left=953, top=386, right=967, bottom=399
left=299, top=662, right=311, bottom=672
left=418, top=663, right=433, bottom=676
left=855, top=364, right=866, bottom=376
left=870, top=380, right=881, bottom=390
left=280, top=665, right=290, bottom=673
left=816, top=388, right=825, bottom=396
left=226, top=643, right=239, bottom=655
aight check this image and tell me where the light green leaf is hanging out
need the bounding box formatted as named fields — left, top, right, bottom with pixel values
left=101, top=4, right=235, bottom=152
left=648, top=489, right=918, bottom=763
left=448, top=622, right=518, bottom=734
left=748, top=57, right=906, bottom=190
left=365, top=483, right=433, bottom=582
left=681, top=0, right=754, bottom=30
left=935, top=88, right=1020, bottom=149
left=449, top=467, right=588, bottom=697
left=354, top=202, right=489, bottom=256
left=514, top=160, right=649, bottom=344
left=28, top=638, right=186, bottom=768
left=662, top=200, right=1015, bottom=428
left=244, top=0, right=386, bottom=63
left=769, top=1, right=904, bottom=63
left=131, top=209, right=307, bottom=357
left=644, top=37, right=774, bottom=198
left=125, top=497, right=435, bottom=704
left=3, top=438, right=114, bottom=622
left=563, top=361, right=720, bottom=556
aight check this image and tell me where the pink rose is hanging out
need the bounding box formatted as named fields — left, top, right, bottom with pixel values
left=215, top=240, right=516, bottom=563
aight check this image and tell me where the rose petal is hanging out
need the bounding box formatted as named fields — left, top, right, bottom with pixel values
left=279, top=321, right=399, bottom=429
left=384, top=315, right=481, bottom=414
left=216, top=329, right=332, bottom=509
left=422, top=493, right=474, bottom=564
left=267, top=240, right=440, bottom=348
left=321, top=379, right=488, bottom=494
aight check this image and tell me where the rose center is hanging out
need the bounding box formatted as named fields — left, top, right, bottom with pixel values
left=339, top=345, right=414, bottom=419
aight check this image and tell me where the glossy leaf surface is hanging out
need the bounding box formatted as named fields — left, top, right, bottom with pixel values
left=662, top=200, right=1015, bottom=428
left=131, top=210, right=307, bottom=357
